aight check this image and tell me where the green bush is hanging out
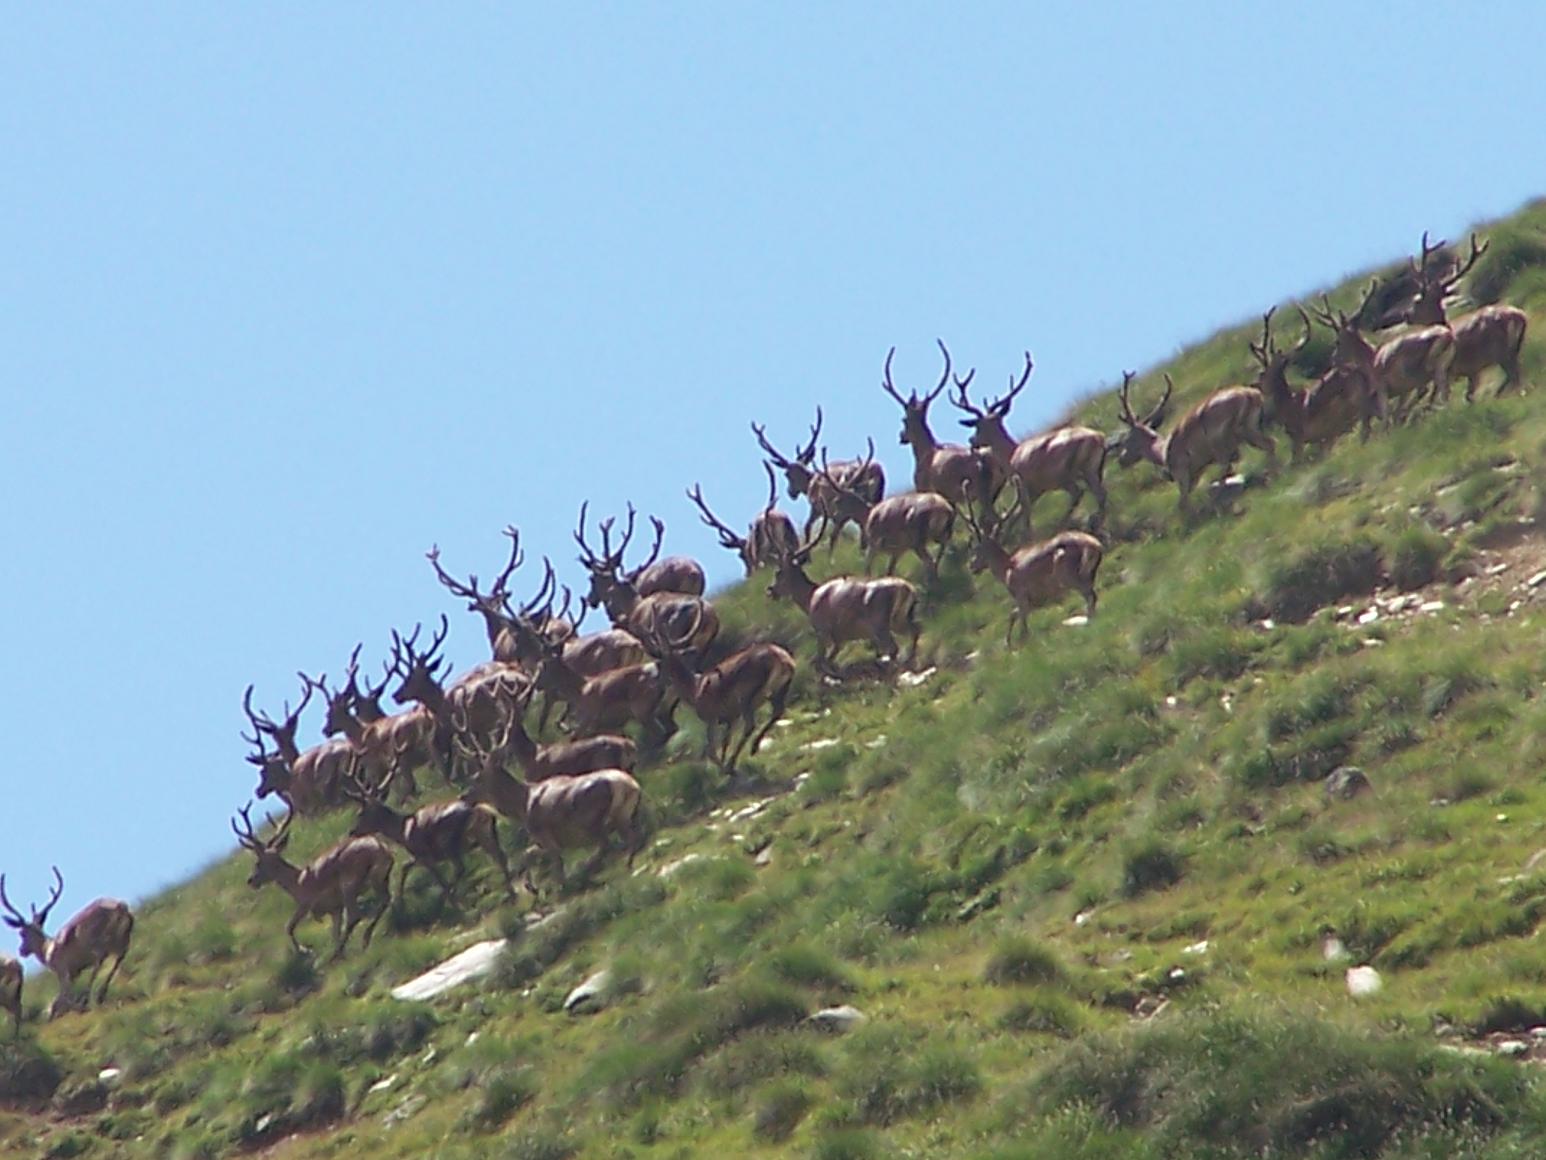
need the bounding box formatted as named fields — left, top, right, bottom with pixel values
left=1385, top=524, right=1448, bottom=590
left=753, top=1079, right=813, bottom=1142
left=984, top=936, right=1064, bottom=986
left=1120, top=839, right=1185, bottom=898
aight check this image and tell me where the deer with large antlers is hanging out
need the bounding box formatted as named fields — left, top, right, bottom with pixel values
left=242, top=680, right=355, bottom=815
left=752, top=408, right=886, bottom=551
left=426, top=529, right=575, bottom=665
left=881, top=340, right=1000, bottom=511
left=817, top=448, right=955, bottom=580
left=1, top=869, right=133, bottom=1019
left=576, top=502, right=705, bottom=609
left=343, top=771, right=517, bottom=905
left=1309, top=287, right=1453, bottom=422
left=951, top=351, right=1110, bottom=536
left=767, top=521, right=921, bottom=675
left=1111, top=370, right=1277, bottom=517
left=1250, top=307, right=1374, bottom=459
left=456, top=686, right=636, bottom=781
left=960, top=497, right=1103, bottom=647
left=643, top=622, right=796, bottom=771
left=1403, top=231, right=1529, bottom=401
left=1, top=953, right=21, bottom=1037
left=231, top=803, right=394, bottom=961
left=455, top=714, right=645, bottom=896
left=686, top=465, right=799, bottom=577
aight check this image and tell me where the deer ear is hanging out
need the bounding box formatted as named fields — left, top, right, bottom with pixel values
left=2, top=917, right=19, bottom=929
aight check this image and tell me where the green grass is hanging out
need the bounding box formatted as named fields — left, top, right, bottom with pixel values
left=9, top=197, right=1546, bottom=1157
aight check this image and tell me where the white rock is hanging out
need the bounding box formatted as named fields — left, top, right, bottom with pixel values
left=1346, top=965, right=1383, bottom=997
left=97, top=1068, right=122, bottom=1088
left=802, top=738, right=840, bottom=751
left=368, top=1074, right=397, bottom=1095
left=658, top=853, right=705, bottom=878
left=1322, top=935, right=1351, bottom=964
left=807, top=1005, right=865, bottom=1033
left=564, top=969, right=612, bottom=1014
left=1357, top=608, right=1380, bottom=625
left=1182, top=940, right=1209, bottom=956
left=1074, top=909, right=1093, bottom=927
left=392, top=938, right=507, bottom=1001
left=1528, top=570, right=1546, bottom=588
left=896, top=666, right=937, bottom=688
left=1496, top=1039, right=1530, bottom=1057
left=1062, top=615, right=1089, bottom=627
left=864, top=734, right=887, bottom=749
left=1486, top=562, right=1510, bottom=576
left=1420, top=601, right=1446, bottom=613
left=1164, top=696, right=1178, bottom=708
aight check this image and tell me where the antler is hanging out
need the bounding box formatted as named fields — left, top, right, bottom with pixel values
left=750, top=420, right=794, bottom=469
left=762, top=460, right=780, bottom=511
left=0, top=875, right=23, bottom=927
left=992, top=351, right=1032, bottom=416
left=817, top=440, right=878, bottom=509
left=515, top=556, right=558, bottom=618
left=880, top=346, right=907, bottom=406
left=797, top=407, right=823, bottom=466
left=687, top=483, right=746, bottom=551
left=1439, top=232, right=1488, bottom=294
left=425, top=544, right=479, bottom=601
left=927, top=338, right=955, bottom=405
left=231, top=802, right=268, bottom=852
left=492, top=527, right=525, bottom=598
left=1116, top=370, right=1139, bottom=425
left=630, top=513, right=665, bottom=576
left=35, top=867, right=64, bottom=928
left=392, top=614, right=451, bottom=680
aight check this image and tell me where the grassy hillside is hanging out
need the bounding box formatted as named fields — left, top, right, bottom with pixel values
left=8, top=200, right=1546, bottom=1159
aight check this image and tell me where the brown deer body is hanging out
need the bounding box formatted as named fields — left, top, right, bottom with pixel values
left=232, top=806, right=394, bottom=960
left=347, top=789, right=516, bottom=903
left=425, top=529, right=572, bottom=665
left=458, top=721, right=644, bottom=895
left=818, top=451, right=955, bottom=578
left=1311, top=292, right=1451, bottom=422
left=687, top=467, right=800, bottom=576
left=1403, top=232, right=1529, bottom=400
left=964, top=502, right=1103, bottom=646
left=576, top=503, right=705, bottom=609
left=952, top=352, right=1109, bottom=534
left=534, top=647, right=679, bottom=747
left=1, top=953, right=21, bottom=1037
left=882, top=340, right=999, bottom=509
left=1112, top=372, right=1277, bottom=515
left=1, top=869, right=133, bottom=1018
left=243, top=683, right=355, bottom=815
left=1252, top=308, right=1373, bottom=458
left=753, top=409, right=885, bottom=550
left=654, top=640, right=796, bottom=770
left=478, top=702, right=637, bottom=781
left=768, top=532, right=921, bottom=673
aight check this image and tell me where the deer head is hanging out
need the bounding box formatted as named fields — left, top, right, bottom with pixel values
left=881, top=339, right=960, bottom=448
left=1110, top=371, right=1173, bottom=466
left=751, top=407, right=823, bottom=499
left=0, top=868, right=66, bottom=959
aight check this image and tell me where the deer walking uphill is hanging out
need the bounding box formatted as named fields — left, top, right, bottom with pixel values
left=816, top=446, right=955, bottom=580
left=961, top=499, right=1103, bottom=647
left=881, top=340, right=1000, bottom=512
left=243, top=682, right=356, bottom=815
left=426, top=527, right=574, bottom=666
left=232, top=804, right=393, bottom=961
left=951, top=351, right=1110, bottom=536
left=1250, top=307, right=1375, bottom=460
left=1111, top=370, right=1278, bottom=516
left=453, top=709, right=645, bottom=897
left=1309, top=290, right=1453, bottom=423
left=768, top=522, right=921, bottom=676
left=1, top=869, right=133, bottom=1019
left=753, top=407, right=885, bottom=552
left=1403, top=231, right=1529, bottom=401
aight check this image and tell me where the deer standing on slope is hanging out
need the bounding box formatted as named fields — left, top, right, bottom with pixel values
left=231, top=804, right=394, bottom=961
left=1, top=869, right=133, bottom=1019
left=881, top=340, right=1001, bottom=512
left=242, top=681, right=357, bottom=815
left=575, top=505, right=719, bottom=656
left=960, top=499, right=1103, bottom=647
left=753, top=408, right=885, bottom=552
left=950, top=351, right=1110, bottom=535
left=1309, top=289, right=1453, bottom=422
left=767, top=522, right=921, bottom=675
left=426, top=528, right=575, bottom=665
left=1250, top=307, right=1374, bottom=459
left=1110, top=370, right=1277, bottom=517
left=1403, top=231, right=1529, bottom=401
left=817, top=447, right=956, bottom=580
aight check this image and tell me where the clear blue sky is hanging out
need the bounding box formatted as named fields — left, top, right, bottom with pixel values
left=3, top=5, right=1544, bottom=918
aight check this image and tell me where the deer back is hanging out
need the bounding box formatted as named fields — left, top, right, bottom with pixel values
left=632, top=556, right=706, bottom=599
left=402, top=799, right=498, bottom=861
left=625, top=593, right=719, bottom=655
left=1007, top=531, right=1103, bottom=607
left=297, top=835, right=394, bottom=913
left=526, top=769, right=641, bottom=851
left=1008, top=426, right=1107, bottom=495
left=532, top=734, right=638, bottom=780
left=47, top=899, right=133, bottom=977
left=810, top=576, right=916, bottom=642
left=562, top=628, right=649, bottom=678
left=1164, top=387, right=1265, bottom=477
left=286, top=736, right=357, bottom=814
left=863, top=492, right=954, bottom=551
left=1450, top=305, right=1527, bottom=377
left=0, top=954, right=19, bottom=1006
left=1373, top=326, right=1454, bottom=395
left=748, top=509, right=799, bottom=572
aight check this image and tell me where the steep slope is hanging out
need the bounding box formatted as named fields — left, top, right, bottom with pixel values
left=6, top=200, right=1546, bottom=1159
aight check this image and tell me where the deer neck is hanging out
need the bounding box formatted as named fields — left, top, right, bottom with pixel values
left=779, top=565, right=818, bottom=613
left=362, top=807, right=409, bottom=846
left=481, top=761, right=528, bottom=817
left=981, top=540, right=1016, bottom=586
left=602, top=583, right=638, bottom=623
left=508, top=719, right=538, bottom=765
left=979, top=418, right=1017, bottom=465
left=264, top=857, right=303, bottom=898
left=407, top=679, right=449, bottom=721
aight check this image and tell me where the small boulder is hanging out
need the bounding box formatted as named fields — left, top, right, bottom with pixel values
left=1346, top=965, right=1383, bottom=997
left=807, top=1005, right=866, bottom=1034
left=1325, top=766, right=1371, bottom=801
left=564, top=969, right=612, bottom=1015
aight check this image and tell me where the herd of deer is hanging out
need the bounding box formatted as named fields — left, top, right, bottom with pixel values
left=1, top=231, right=1529, bottom=1033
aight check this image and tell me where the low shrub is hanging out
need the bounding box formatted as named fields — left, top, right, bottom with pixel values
left=984, top=936, right=1065, bottom=986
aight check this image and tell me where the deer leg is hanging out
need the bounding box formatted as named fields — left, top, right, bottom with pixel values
left=1083, top=585, right=1098, bottom=619
left=94, top=949, right=128, bottom=1005
left=328, top=910, right=348, bottom=961
left=286, top=911, right=309, bottom=958
left=361, top=891, right=389, bottom=950
left=483, top=831, right=518, bottom=898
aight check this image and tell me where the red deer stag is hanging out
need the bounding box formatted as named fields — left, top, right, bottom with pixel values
left=951, top=350, right=1110, bottom=535
left=1, top=953, right=20, bottom=1037
left=242, top=680, right=354, bottom=815
left=576, top=505, right=719, bottom=656
left=644, top=621, right=796, bottom=771
left=426, top=528, right=574, bottom=665
left=767, top=524, right=921, bottom=675
left=231, top=804, right=393, bottom=960
left=1309, top=289, right=1453, bottom=422
left=532, top=635, right=679, bottom=749
left=576, top=502, right=705, bottom=608
left=1405, top=231, right=1529, bottom=401
left=960, top=500, right=1103, bottom=647
left=686, top=466, right=799, bottom=577
left=1250, top=307, right=1374, bottom=459
left=752, top=407, right=885, bottom=551
left=1111, top=370, right=1277, bottom=516
left=456, top=716, right=644, bottom=896
left=817, top=448, right=955, bottom=579
left=1, top=869, right=133, bottom=1018
left=454, top=687, right=636, bottom=781
left=343, top=773, right=517, bottom=904
left=880, top=340, right=999, bottom=510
